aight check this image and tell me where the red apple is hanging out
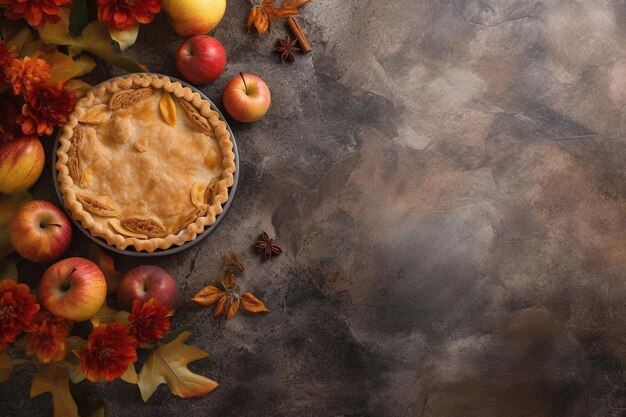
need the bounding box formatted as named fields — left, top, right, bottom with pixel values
left=222, top=73, right=271, bottom=123
left=9, top=200, right=72, bottom=263
left=176, top=35, right=227, bottom=84
left=117, top=266, right=180, bottom=312
left=39, top=257, right=107, bottom=322
left=0, top=136, right=45, bottom=195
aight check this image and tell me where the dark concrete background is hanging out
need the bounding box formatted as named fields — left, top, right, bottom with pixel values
left=5, top=0, right=626, bottom=415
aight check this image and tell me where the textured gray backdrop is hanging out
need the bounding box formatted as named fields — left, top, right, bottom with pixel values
left=3, top=0, right=626, bottom=416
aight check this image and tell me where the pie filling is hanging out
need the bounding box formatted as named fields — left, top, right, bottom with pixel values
left=55, top=75, right=236, bottom=252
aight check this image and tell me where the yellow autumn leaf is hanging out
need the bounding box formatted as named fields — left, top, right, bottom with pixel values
left=110, top=23, right=139, bottom=52
left=64, top=79, right=92, bottom=98
left=137, top=331, right=218, bottom=402
left=37, top=8, right=146, bottom=73
left=88, top=244, right=123, bottom=294
left=90, top=303, right=129, bottom=327
left=121, top=363, right=138, bottom=384
left=0, top=352, right=12, bottom=383
left=40, top=50, right=93, bottom=83
left=159, top=91, right=176, bottom=127
left=31, top=363, right=79, bottom=417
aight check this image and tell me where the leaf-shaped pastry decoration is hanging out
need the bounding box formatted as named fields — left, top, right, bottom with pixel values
left=121, top=217, right=167, bottom=238
left=77, top=193, right=120, bottom=217
left=190, top=182, right=207, bottom=208
left=159, top=91, right=176, bottom=127
left=79, top=104, right=111, bottom=124
left=79, top=165, right=93, bottom=188
left=88, top=244, right=123, bottom=294
left=109, top=87, right=154, bottom=109
left=204, top=178, right=220, bottom=205
left=109, top=219, right=148, bottom=239
left=0, top=352, right=12, bottom=383
left=31, top=363, right=79, bottom=417
left=179, top=100, right=213, bottom=135
left=137, top=331, right=218, bottom=402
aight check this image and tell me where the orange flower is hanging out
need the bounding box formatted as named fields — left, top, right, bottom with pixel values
left=24, top=311, right=71, bottom=363
left=7, top=56, right=51, bottom=96
left=17, top=82, right=77, bottom=136
left=0, top=280, right=40, bottom=347
left=97, top=0, right=161, bottom=30
left=2, top=0, right=74, bottom=27
left=128, top=299, right=171, bottom=347
left=75, top=323, right=137, bottom=382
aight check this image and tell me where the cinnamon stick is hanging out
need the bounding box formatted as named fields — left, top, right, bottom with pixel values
left=287, top=17, right=312, bottom=53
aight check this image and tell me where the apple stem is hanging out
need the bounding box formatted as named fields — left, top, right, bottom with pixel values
left=240, top=72, right=249, bottom=95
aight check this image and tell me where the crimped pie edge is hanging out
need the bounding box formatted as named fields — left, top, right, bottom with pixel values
left=55, top=74, right=236, bottom=252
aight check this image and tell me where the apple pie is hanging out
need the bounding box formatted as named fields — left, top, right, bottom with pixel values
left=55, top=74, right=236, bottom=252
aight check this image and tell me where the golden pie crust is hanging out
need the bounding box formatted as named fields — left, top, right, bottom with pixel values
left=55, top=74, right=236, bottom=252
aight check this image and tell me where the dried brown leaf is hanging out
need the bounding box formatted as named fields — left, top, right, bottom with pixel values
left=225, top=299, right=240, bottom=320
left=213, top=296, right=227, bottom=317
left=192, top=286, right=224, bottom=306
left=241, top=292, right=269, bottom=313
left=223, top=251, right=245, bottom=273
left=247, top=0, right=309, bottom=35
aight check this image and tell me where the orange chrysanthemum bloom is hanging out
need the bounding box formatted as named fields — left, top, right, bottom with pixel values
left=8, top=57, right=51, bottom=96
left=2, top=0, right=74, bottom=27
left=128, top=299, right=171, bottom=347
left=0, top=280, right=40, bottom=347
left=75, top=323, right=137, bottom=382
left=24, top=311, right=72, bottom=363
left=17, top=82, right=77, bottom=136
left=97, top=0, right=161, bottom=30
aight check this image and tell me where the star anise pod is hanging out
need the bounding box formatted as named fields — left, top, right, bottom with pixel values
left=274, top=35, right=300, bottom=62
left=192, top=272, right=269, bottom=320
left=255, top=232, right=283, bottom=260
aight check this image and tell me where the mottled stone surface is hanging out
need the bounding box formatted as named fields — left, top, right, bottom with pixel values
left=5, top=0, right=626, bottom=415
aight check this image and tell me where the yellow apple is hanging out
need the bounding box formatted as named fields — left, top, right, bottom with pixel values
left=0, top=137, right=44, bottom=195
left=162, top=0, right=226, bottom=37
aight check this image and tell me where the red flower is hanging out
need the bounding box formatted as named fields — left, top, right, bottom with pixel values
left=24, top=311, right=72, bottom=363
left=97, top=0, right=161, bottom=30
left=7, top=56, right=51, bottom=96
left=0, top=95, right=22, bottom=143
left=128, top=298, right=171, bottom=347
left=0, top=280, right=40, bottom=347
left=2, top=0, right=74, bottom=27
left=17, top=82, right=77, bottom=136
left=75, top=323, right=137, bottom=382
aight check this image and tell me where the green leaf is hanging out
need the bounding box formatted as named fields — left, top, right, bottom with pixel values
left=0, top=352, right=12, bottom=383
left=68, top=0, right=88, bottom=37
left=38, top=9, right=146, bottom=73
left=109, top=23, right=139, bottom=52
left=0, top=259, right=17, bottom=281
